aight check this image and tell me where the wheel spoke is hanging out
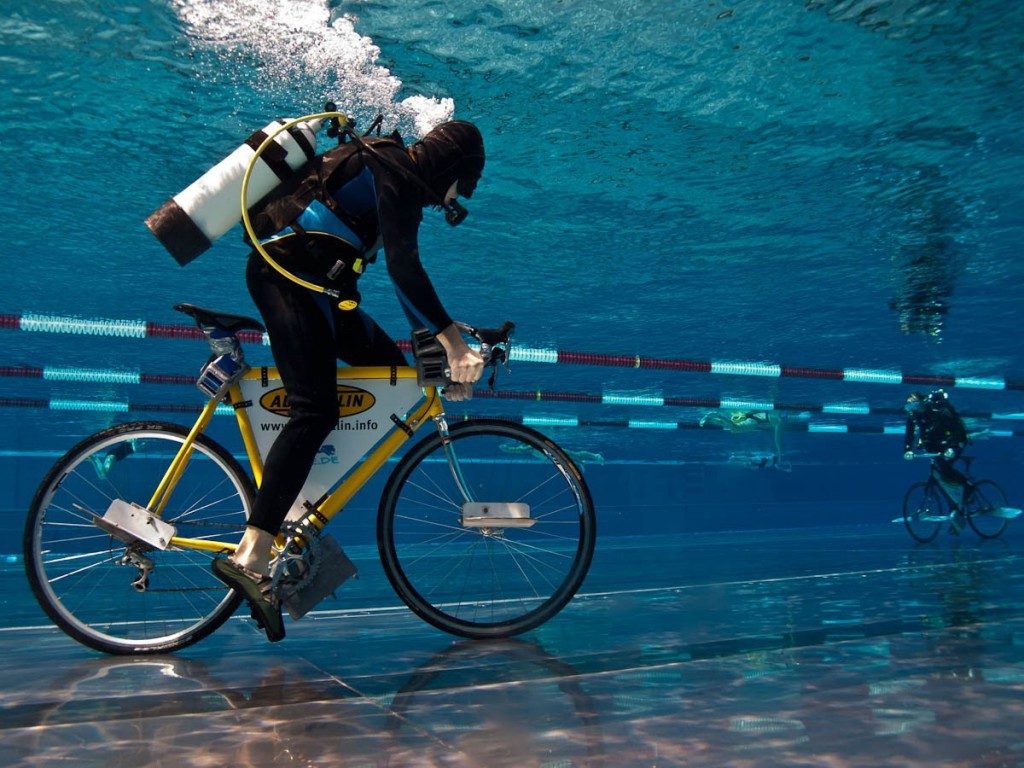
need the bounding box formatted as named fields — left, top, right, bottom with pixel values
left=25, top=424, right=254, bottom=654
left=380, top=421, right=594, bottom=638
left=903, top=482, right=943, bottom=543
left=966, top=480, right=1009, bottom=539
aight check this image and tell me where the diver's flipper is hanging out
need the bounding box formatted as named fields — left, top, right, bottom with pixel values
left=984, top=506, right=1022, bottom=519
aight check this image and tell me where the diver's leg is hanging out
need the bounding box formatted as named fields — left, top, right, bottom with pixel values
left=210, top=256, right=341, bottom=641
left=771, top=416, right=783, bottom=464
left=936, top=458, right=966, bottom=509
left=333, top=308, right=407, bottom=367
left=244, top=254, right=341, bottom=547
left=935, top=457, right=966, bottom=534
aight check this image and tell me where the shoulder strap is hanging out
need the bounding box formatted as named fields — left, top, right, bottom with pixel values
left=247, top=136, right=408, bottom=243
left=247, top=142, right=361, bottom=240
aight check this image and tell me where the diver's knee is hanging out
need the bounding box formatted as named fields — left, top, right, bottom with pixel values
left=287, top=401, right=338, bottom=438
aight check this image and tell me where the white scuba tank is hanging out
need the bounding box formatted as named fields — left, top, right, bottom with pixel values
left=145, top=118, right=323, bottom=265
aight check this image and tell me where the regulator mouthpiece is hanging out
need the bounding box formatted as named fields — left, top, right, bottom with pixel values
left=444, top=199, right=469, bottom=226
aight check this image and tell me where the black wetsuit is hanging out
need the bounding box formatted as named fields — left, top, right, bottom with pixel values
left=245, top=140, right=454, bottom=535
left=904, top=398, right=969, bottom=491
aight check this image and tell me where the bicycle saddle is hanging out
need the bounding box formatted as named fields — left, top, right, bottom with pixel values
left=174, top=303, right=266, bottom=334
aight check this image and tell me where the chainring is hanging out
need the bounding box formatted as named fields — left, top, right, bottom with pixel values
left=267, top=520, right=323, bottom=596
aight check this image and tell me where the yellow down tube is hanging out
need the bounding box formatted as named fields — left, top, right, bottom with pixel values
left=312, top=388, right=444, bottom=526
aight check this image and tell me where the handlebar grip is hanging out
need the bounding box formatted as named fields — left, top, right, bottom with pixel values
left=411, top=322, right=515, bottom=388
left=411, top=328, right=450, bottom=387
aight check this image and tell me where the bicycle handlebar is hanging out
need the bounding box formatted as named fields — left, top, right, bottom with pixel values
left=173, top=303, right=516, bottom=394
left=454, top=320, right=515, bottom=367
left=412, top=321, right=516, bottom=390
left=907, top=450, right=958, bottom=459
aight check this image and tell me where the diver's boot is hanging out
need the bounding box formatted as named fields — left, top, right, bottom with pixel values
left=211, top=526, right=285, bottom=642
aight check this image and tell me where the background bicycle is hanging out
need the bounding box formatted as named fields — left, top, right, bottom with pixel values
left=900, top=454, right=1020, bottom=543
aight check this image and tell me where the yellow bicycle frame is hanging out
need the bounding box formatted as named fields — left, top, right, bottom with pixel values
left=155, top=365, right=445, bottom=554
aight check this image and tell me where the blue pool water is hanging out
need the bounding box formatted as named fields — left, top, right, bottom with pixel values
left=1, top=1, right=1023, bottom=536
left=4, top=5, right=1024, bottom=765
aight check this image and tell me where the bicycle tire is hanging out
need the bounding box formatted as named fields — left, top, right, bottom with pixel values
left=965, top=480, right=1009, bottom=539
left=902, top=481, right=945, bottom=543
left=24, top=421, right=255, bottom=654
left=377, top=419, right=596, bottom=639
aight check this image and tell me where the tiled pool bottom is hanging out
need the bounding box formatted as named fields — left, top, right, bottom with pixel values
left=1, top=524, right=1023, bottom=767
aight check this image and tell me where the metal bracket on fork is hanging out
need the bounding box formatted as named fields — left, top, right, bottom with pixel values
left=432, top=415, right=539, bottom=529
left=461, top=502, right=536, bottom=529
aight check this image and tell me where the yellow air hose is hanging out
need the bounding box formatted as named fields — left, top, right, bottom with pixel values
left=240, top=110, right=359, bottom=310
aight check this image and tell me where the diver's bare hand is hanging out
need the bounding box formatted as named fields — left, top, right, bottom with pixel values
left=436, top=323, right=485, bottom=383
left=443, top=383, right=474, bottom=401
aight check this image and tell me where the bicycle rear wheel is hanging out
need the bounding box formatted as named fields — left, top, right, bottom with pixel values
left=902, top=481, right=945, bottom=543
left=965, top=480, right=1009, bottom=539
left=377, top=419, right=596, bottom=639
left=24, top=422, right=254, bottom=654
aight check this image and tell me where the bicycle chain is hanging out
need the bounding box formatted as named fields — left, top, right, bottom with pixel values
left=106, top=520, right=319, bottom=596
left=165, top=518, right=246, bottom=531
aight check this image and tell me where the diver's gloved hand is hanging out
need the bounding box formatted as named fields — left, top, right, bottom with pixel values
left=903, top=450, right=915, bottom=460
left=943, top=447, right=956, bottom=459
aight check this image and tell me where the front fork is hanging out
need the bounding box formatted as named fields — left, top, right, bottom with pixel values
left=433, top=414, right=476, bottom=504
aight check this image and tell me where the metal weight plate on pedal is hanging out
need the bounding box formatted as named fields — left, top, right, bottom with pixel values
left=280, top=535, right=358, bottom=620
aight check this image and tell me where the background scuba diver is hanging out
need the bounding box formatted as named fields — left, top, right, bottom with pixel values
left=211, top=118, right=488, bottom=642
left=903, top=389, right=970, bottom=530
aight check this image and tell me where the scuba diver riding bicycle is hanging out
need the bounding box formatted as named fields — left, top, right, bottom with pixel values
left=203, top=114, right=489, bottom=642
left=903, top=389, right=970, bottom=532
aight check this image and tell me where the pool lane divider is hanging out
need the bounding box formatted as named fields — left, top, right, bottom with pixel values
left=2, top=364, right=1023, bottom=423
left=0, top=395, right=1021, bottom=437
left=0, top=394, right=1022, bottom=438
left=3, top=310, right=1023, bottom=391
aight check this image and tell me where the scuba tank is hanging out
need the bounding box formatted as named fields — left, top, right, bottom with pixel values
left=145, top=118, right=322, bottom=266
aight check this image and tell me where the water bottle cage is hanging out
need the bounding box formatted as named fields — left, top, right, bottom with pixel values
left=197, top=352, right=249, bottom=400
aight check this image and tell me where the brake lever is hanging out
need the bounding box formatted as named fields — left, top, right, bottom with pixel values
left=448, top=321, right=515, bottom=390
left=483, top=344, right=513, bottom=390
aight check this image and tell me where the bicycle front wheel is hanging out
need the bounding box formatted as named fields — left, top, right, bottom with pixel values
left=965, top=480, right=1009, bottom=539
left=903, top=481, right=945, bottom=543
left=24, top=422, right=255, bottom=655
left=378, top=419, right=596, bottom=639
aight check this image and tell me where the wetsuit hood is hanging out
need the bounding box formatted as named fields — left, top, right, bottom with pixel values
left=410, top=120, right=485, bottom=202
